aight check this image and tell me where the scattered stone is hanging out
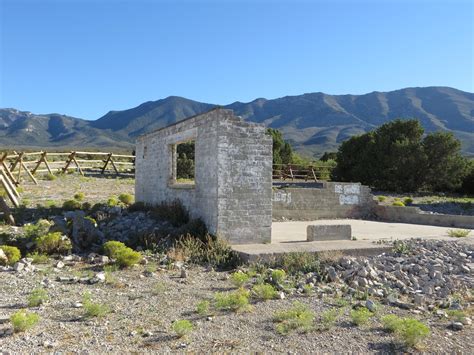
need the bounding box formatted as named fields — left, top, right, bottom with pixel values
left=180, top=268, right=188, bottom=279
left=0, top=249, right=8, bottom=265
left=451, top=322, right=464, bottom=331
left=56, top=261, right=65, bottom=269
left=365, top=300, right=377, bottom=312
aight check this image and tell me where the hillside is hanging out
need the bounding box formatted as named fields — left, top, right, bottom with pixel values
left=1, top=87, right=473, bottom=157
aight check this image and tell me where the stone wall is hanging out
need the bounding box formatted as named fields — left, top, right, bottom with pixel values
left=135, top=108, right=272, bottom=244
left=374, top=205, right=474, bottom=229
left=272, top=182, right=374, bottom=220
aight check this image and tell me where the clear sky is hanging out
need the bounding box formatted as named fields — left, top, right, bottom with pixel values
left=0, top=0, right=472, bottom=119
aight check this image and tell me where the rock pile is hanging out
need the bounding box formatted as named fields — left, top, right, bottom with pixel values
left=323, top=239, right=473, bottom=304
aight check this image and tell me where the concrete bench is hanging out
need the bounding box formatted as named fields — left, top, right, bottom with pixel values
left=307, top=224, right=352, bottom=241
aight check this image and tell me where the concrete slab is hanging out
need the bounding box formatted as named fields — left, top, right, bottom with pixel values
left=232, top=219, right=473, bottom=262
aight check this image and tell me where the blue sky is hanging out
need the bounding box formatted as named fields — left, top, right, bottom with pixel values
left=0, top=0, right=472, bottom=119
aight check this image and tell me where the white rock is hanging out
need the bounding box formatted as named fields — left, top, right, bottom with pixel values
left=56, top=261, right=65, bottom=269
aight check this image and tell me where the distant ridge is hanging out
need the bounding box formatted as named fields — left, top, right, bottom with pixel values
left=1, top=87, right=473, bottom=157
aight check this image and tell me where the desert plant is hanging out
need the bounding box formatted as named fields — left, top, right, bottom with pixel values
left=230, top=271, right=250, bottom=288
left=115, top=247, right=142, bottom=268
left=26, top=252, right=49, bottom=264
left=118, top=193, right=134, bottom=205
left=0, top=245, right=21, bottom=265
left=276, top=252, right=320, bottom=275
left=397, top=318, right=430, bottom=348
left=10, top=310, right=40, bottom=332
left=107, top=197, right=119, bottom=207
left=82, top=292, right=110, bottom=318
left=350, top=308, right=373, bottom=326
left=74, top=192, right=85, bottom=201
left=377, top=195, right=387, bottom=202
left=62, top=199, right=82, bottom=210
left=252, top=283, right=278, bottom=301
left=27, top=288, right=49, bottom=307
left=271, top=269, right=286, bottom=284
left=214, top=288, right=251, bottom=313
left=35, top=232, right=72, bottom=255
left=273, top=302, right=315, bottom=335
left=393, top=240, right=410, bottom=255
left=172, top=319, right=194, bottom=338
left=45, top=173, right=56, bottom=181
left=196, top=300, right=210, bottom=316
left=403, top=197, right=414, bottom=205
left=320, top=307, right=342, bottom=330
left=24, top=219, right=51, bottom=240
left=151, top=200, right=190, bottom=227
left=447, top=309, right=467, bottom=322
left=303, top=284, right=314, bottom=295
left=103, top=241, right=127, bottom=258
left=392, top=201, right=405, bottom=207
left=447, top=229, right=471, bottom=238
left=382, top=314, right=403, bottom=333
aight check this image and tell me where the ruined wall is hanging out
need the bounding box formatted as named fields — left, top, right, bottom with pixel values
left=135, top=109, right=272, bottom=244
left=272, top=182, right=374, bottom=220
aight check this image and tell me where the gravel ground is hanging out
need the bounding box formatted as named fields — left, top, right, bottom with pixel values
left=1, top=259, right=473, bottom=353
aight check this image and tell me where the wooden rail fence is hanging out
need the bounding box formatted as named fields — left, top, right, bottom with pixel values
left=272, top=163, right=335, bottom=182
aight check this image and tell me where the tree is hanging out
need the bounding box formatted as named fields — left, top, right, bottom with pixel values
left=267, top=128, right=293, bottom=165
left=334, top=119, right=469, bottom=192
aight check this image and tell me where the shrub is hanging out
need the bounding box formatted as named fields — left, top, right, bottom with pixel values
left=45, top=173, right=56, bottom=181
left=196, top=300, right=210, bottom=316
left=230, top=271, right=250, bottom=288
left=393, top=240, right=410, bottom=255
left=397, top=318, right=430, bottom=348
left=172, top=319, right=194, bottom=338
left=62, top=199, right=82, bottom=210
left=82, top=292, right=110, bottom=318
left=276, top=252, right=320, bottom=275
left=252, top=283, right=278, bottom=301
left=271, top=269, right=286, bottom=284
left=103, top=241, right=127, bottom=258
left=214, top=288, right=251, bottom=313
left=381, top=314, right=403, bottom=333
left=115, top=247, right=142, bottom=268
left=447, top=309, right=467, bottom=322
left=320, top=308, right=342, bottom=330
left=107, top=197, right=119, bottom=207
left=273, top=302, right=315, bottom=335
left=392, top=201, right=405, bottom=207
left=26, top=252, right=49, bottom=264
left=36, top=232, right=72, bottom=255
left=151, top=200, right=189, bottom=227
left=74, top=192, right=85, bottom=201
left=10, top=310, right=40, bottom=332
left=403, top=197, right=414, bottom=205
left=377, top=195, right=387, bottom=202
left=118, top=193, right=134, bottom=205
left=24, top=219, right=51, bottom=239
left=350, top=308, right=373, bottom=326
left=447, top=229, right=471, bottom=238
left=0, top=245, right=21, bottom=265
left=28, top=288, right=49, bottom=307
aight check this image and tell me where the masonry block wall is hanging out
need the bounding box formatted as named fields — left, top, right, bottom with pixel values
left=272, top=182, right=375, bottom=220
left=135, top=108, right=272, bottom=244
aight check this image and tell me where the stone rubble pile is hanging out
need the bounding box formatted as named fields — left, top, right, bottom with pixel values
left=323, top=239, right=473, bottom=304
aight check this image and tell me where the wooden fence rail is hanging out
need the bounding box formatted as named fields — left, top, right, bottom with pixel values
left=272, top=163, right=335, bottom=182
left=1, top=151, right=135, bottom=185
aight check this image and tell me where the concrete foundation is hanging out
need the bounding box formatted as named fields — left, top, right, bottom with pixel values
left=307, top=224, right=352, bottom=241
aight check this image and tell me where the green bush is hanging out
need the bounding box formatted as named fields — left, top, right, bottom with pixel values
left=377, top=196, right=387, bottom=202
left=273, top=302, right=315, bottom=334
left=392, top=201, right=405, bottom=207
left=350, top=308, right=373, bottom=326
left=151, top=200, right=189, bottom=227
left=403, top=197, right=414, bottom=205
left=275, top=252, right=320, bottom=275
left=397, top=318, right=430, bottom=348
left=271, top=269, right=286, bottom=284
left=115, top=247, right=142, bottom=268
left=62, top=199, right=82, bottom=210
left=28, top=288, right=49, bottom=307
left=196, top=300, right=210, bottom=316
left=36, top=232, right=71, bottom=255
left=447, top=229, right=471, bottom=238
left=320, top=307, right=342, bottom=330
left=82, top=292, right=110, bottom=318
left=107, top=197, right=119, bottom=207
left=10, top=310, right=40, bottom=332
left=118, top=193, right=134, bottom=205
left=381, top=314, right=403, bottom=333
left=26, top=252, right=49, bottom=264
left=45, top=173, right=56, bottom=181
left=252, top=283, right=278, bottom=301
left=172, top=319, right=194, bottom=338
left=74, top=192, right=85, bottom=201
left=0, top=245, right=21, bottom=265
left=24, top=219, right=51, bottom=239
left=214, top=288, right=251, bottom=313
left=103, top=241, right=127, bottom=258
left=230, top=271, right=250, bottom=288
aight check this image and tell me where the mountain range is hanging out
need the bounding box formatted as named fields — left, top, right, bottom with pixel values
left=1, top=86, right=473, bottom=157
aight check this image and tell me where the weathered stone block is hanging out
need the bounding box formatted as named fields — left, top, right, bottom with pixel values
left=306, top=224, right=352, bottom=241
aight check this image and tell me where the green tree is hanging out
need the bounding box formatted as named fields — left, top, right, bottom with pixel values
left=267, top=128, right=293, bottom=165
